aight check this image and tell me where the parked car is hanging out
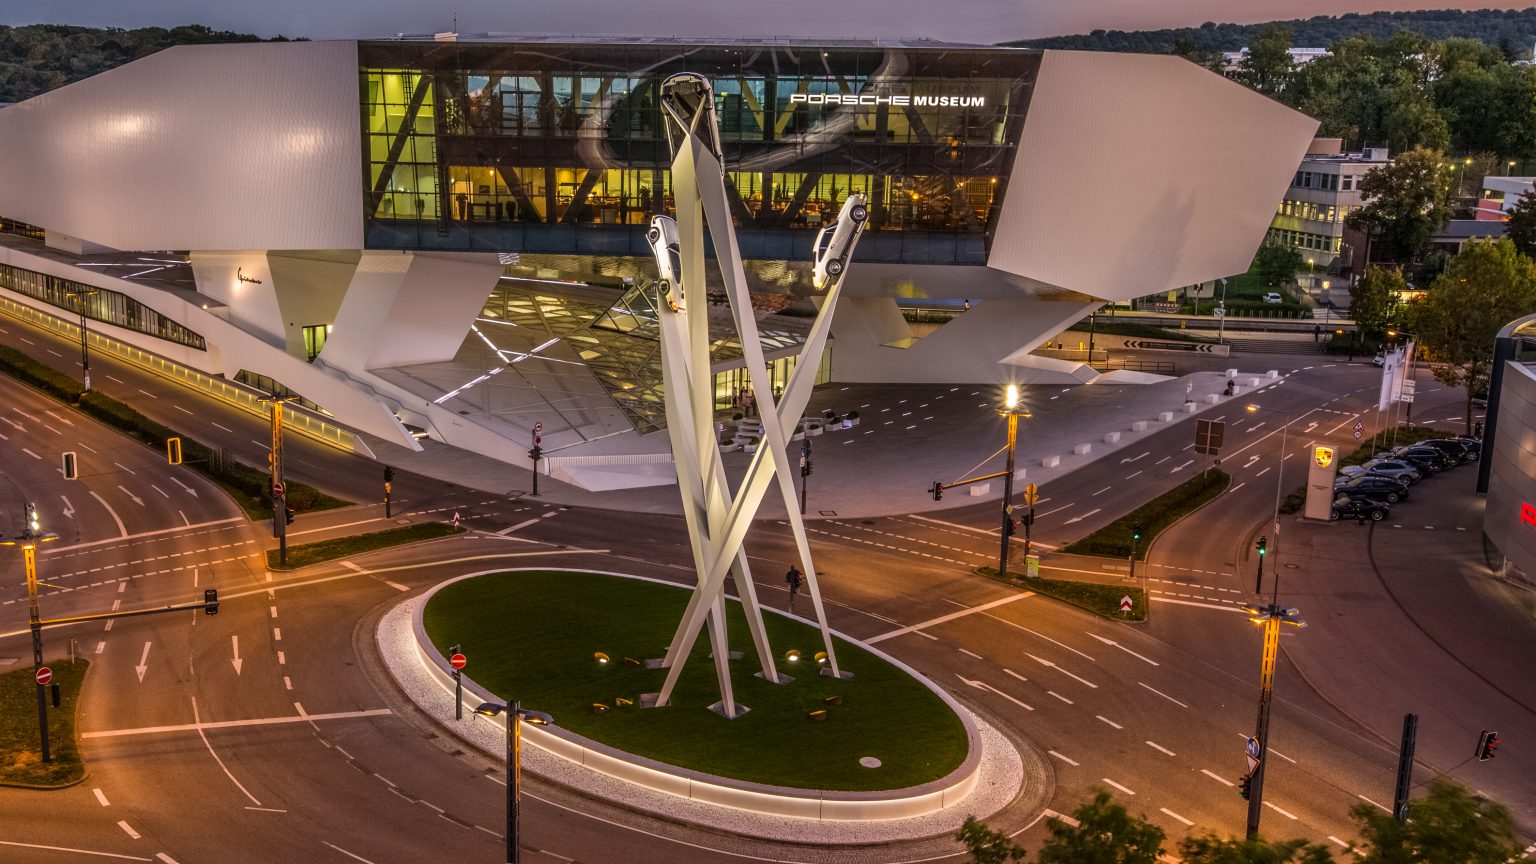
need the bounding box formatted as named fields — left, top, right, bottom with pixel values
left=1382, top=446, right=1452, bottom=474
left=1262, top=292, right=1284, bottom=304
left=1413, top=439, right=1475, bottom=465
left=1334, top=475, right=1409, bottom=504
left=1340, top=459, right=1422, bottom=484
left=1372, top=353, right=1386, bottom=367
left=1331, top=496, right=1390, bottom=522
left=1450, top=436, right=1482, bottom=460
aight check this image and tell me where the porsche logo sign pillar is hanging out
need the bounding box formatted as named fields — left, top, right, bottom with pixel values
left=1305, top=445, right=1338, bottom=520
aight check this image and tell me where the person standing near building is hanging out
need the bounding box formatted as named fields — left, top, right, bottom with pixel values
left=785, top=564, right=802, bottom=611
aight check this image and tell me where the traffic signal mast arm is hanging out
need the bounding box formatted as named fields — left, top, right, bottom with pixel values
left=929, top=469, right=1011, bottom=500
left=36, top=593, right=218, bottom=629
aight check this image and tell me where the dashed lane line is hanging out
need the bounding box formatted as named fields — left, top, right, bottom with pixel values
left=1202, top=769, right=1234, bottom=786
left=867, top=591, right=1035, bottom=643
left=1160, top=808, right=1193, bottom=826
left=804, top=525, right=971, bottom=567
left=1265, top=801, right=1299, bottom=820
left=1096, top=715, right=1122, bottom=730
left=1101, top=777, right=1136, bottom=796
left=1048, top=750, right=1078, bottom=766
left=1138, top=681, right=1189, bottom=708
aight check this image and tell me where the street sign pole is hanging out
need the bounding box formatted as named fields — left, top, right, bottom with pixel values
left=1022, top=483, right=1038, bottom=560
left=799, top=437, right=812, bottom=516
left=1393, top=713, right=1418, bottom=823
left=24, top=545, right=51, bottom=763
left=449, top=646, right=466, bottom=721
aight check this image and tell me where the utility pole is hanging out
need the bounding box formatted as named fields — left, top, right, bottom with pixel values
left=1217, top=278, right=1228, bottom=346
left=528, top=421, right=543, bottom=497
left=798, top=437, right=812, bottom=515
left=3, top=507, right=58, bottom=761
left=997, top=386, right=1025, bottom=577
left=68, top=288, right=97, bottom=394
left=1244, top=601, right=1306, bottom=839
left=1392, top=713, right=1418, bottom=823
left=267, top=396, right=289, bottom=566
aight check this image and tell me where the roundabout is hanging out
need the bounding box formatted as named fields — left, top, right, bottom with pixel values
left=379, top=569, right=1029, bottom=842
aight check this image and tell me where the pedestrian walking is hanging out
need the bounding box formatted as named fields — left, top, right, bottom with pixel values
left=785, top=565, right=802, bottom=611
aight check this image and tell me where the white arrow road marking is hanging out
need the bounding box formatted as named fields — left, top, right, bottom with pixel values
left=1304, top=422, right=1319, bottom=433
left=231, top=635, right=242, bottom=675
left=1063, top=508, right=1101, bottom=525
left=60, top=495, right=75, bottom=519
left=169, top=476, right=198, bottom=498
left=1087, top=633, right=1159, bottom=666
left=1120, top=451, right=1149, bottom=464
left=1170, top=459, right=1194, bottom=472
left=44, top=410, right=73, bottom=427
left=1246, top=422, right=1265, bottom=433
left=1243, top=455, right=1261, bottom=468
left=134, top=642, right=151, bottom=683
left=116, top=485, right=145, bottom=507
left=1025, top=653, right=1098, bottom=688
left=87, top=490, right=127, bottom=537
left=957, top=675, right=1034, bottom=711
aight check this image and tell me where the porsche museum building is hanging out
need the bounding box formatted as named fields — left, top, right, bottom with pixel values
left=0, top=36, right=1317, bottom=489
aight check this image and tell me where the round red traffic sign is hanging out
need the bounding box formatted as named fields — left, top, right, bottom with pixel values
left=449, top=653, right=467, bottom=670
left=35, top=666, right=52, bottom=686
left=272, top=481, right=285, bottom=497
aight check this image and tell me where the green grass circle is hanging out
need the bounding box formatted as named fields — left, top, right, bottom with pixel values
left=423, top=570, right=971, bottom=792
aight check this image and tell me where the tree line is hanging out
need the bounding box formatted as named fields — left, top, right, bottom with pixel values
left=0, top=24, right=288, bottom=104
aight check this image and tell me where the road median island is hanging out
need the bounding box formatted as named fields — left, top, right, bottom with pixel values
left=975, top=567, right=1147, bottom=621
left=1061, top=468, right=1231, bottom=559
left=0, top=660, right=88, bottom=788
left=267, top=522, right=464, bottom=570
left=0, top=343, right=348, bottom=519
left=1279, top=425, right=1449, bottom=514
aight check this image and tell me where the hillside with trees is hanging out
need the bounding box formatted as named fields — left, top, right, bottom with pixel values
left=1005, top=8, right=1536, bottom=57
left=0, top=24, right=287, bottom=104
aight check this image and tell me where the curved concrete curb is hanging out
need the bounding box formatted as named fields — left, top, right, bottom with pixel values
left=378, top=568, right=1027, bottom=843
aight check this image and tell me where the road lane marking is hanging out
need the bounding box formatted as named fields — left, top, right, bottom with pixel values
left=1026, top=652, right=1097, bottom=688
left=1096, top=715, right=1122, bottom=729
left=976, top=612, right=1097, bottom=661
left=1048, top=750, right=1078, bottom=766
left=95, top=641, right=105, bottom=654
left=322, top=841, right=381, bottom=864
left=150, top=484, right=169, bottom=498
left=1145, top=740, right=1176, bottom=756
left=1086, top=633, right=1159, bottom=665
left=1202, top=769, right=1234, bottom=786
left=134, top=642, right=151, bottom=683
left=867, top=591, right=1035, bottom=643
left=0, top=841, right=150, bottom=861
left=1265, top=801, right=1298, bottom=820
left=1138, top=681, right=1188, bottom=707
left=1091, top=486, right=1111, bottom=496
left=496, top=518, right=542, bottom=535
left=1004, top=668, right=1027, bottom=683
left=1328, top=836, right=1349, bottom=849
left=1358, top=794, right=1390, bottom=812
left=87, top=491, right=128, bottom=538
left=156, top=855, right=181, bottom=864
left=118, top=821, right=140, bottom=840
left=1160, top=808, right=1193, bottom=826
left=168, top=476, right=198, bottom=497
left=1062, top=508, right=1102, bottom=524
left=273, top=627, right=282, bottom=641
left=136, top=389, right=157, bottom=399
left=1047, top=690, right=1073, bottom=704
left=21, top=447, right=40, bottom=460
left=85, top=706, right=394, bottom=739
left=212, top=422, right=234, bottom=433
left=1101, top=777, right=1136, bottom=795
left=958, top=648, right=983, bottom=660
left=289, top=517, right=385, bottom=537
left=1151, top=595, right=1249, bottom=614
left=1124, top=470, right=1142, bottom=479
left=173, top=405, right=194, bottom=415
left=957, top=675, right=1033, bottom=711
left=1038, top=502, right=1074, bottom=517
left=93, top=787, right=110, bottom=806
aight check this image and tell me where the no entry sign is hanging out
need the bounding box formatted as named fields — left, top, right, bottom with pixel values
left=449, top=653, right=467, bottom=670
left=35, top=666, right=52, bottom=686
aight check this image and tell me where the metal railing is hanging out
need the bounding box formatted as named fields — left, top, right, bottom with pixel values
left=0, top=294, right=359, bottom=453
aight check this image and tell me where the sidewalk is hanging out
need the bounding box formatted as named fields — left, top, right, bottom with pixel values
left=366, top=367, right=1288, bottom=520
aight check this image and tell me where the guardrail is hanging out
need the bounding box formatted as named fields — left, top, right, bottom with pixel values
left=0, top=294, right=361, bottom=454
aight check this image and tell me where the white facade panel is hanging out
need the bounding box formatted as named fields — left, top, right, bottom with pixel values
left=0, top=41, right=363, bottom=251
left=990, top=51, right=1319, bottom=300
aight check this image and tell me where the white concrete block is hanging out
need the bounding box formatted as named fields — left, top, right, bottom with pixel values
left=1183, top=401, right=1199, bottom=413
left=1204, top=393, right=1220, bottom=404
left=969, top=483, right=990, bottom=497
left=1041, top=455, right=1061, bottom=468
left=1104, top=431, right=1121, bottom=443
left=1157, top=411, right=1173, bottom=423
left=1073, top=443, right=1093, bottom=455
left=1014, top=468, right=1028, bottom=481
left=1131, top=420, right=1148, bottom=432
left=1268, top=369, right=1280, bottom=379
left=1226, top=368, right=1238, bottom=378
left=1248, top=377, right=1261, bottom=388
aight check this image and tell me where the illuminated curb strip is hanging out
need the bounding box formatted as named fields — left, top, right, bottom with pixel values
left=388, top=569, right=1008, bottom=830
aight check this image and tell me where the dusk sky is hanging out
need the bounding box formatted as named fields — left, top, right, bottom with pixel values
left=1, top=1, right=1530, bottom=43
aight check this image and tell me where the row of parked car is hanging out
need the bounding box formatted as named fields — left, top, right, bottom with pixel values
left=1330, top=436, right=1482, bottom=522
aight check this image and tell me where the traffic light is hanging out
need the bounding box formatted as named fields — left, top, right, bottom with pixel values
left=61, top=451, right=78, bottom=480
left=1005, top=517, right=1017, bottom=537
left=285, top=508, right=295, bottom=525
left=528, top=444, right=543, bottom=462
left=25, top=502, right=41, bottom=535
left=802, top=459, right=814, bottom=477
left=1257, top=536, right=1268, bottom=556
left=266, top=451, right=274, bottom=471
left=1238, top=774, right=1252, bottom=800
left=1477, top=730, right=1499, bottom=761
left=166, top=437, right=182, bottom=465
left=1132, top=523, right=1142, bottom=541
left=384, top=466, right=395, bottom=484
left=930, top=481, right=944, bottom=501
left=204, top=588, right=219, bottom=616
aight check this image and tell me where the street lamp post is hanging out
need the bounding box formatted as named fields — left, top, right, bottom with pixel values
left=1, top=504, right=60, bottom=762
left=1243, top=601, right=1306, bottom=839
left=1217, top=278, right=1228, bottom=346
left=66, top=288, right=97, bottom=394
left=996, top=385, right=1029, bottom=577
left=474, top=700, right=554, bottom=864
left=1245, top=403, right=1291, bottom=589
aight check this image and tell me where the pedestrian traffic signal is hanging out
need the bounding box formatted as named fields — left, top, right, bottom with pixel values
left=802, top=459, right=814, bottom=476
left=1257, top=536, right=1268, bottom=556
left=384, top=466, right=395, bottom=484
left=166, top=436, right=182, bottom=465
left=61, top=451, right=78, bottom=480
left=528, top=444, right=543, bottom=461
left=285, top=507, right=295, bottom=525
left=204, top=588, right=219, bottom=615
left=930, top=482, right=943, bottom=501
left=1132, top=523, right=1142, bottom=541
left=1477, top=729, right=1499, bottom=761
left=1238, top=774, right=1252, bottom=800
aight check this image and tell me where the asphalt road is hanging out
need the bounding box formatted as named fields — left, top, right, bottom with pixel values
left=1, top=302, right=1531, bottom=863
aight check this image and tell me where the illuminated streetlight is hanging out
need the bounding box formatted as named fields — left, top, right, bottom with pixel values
left=473, top=700, right=554, bottom=864
left=996, top=385, right=1030, bottom=577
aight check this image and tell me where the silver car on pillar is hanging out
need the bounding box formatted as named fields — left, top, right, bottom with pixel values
left=812, top=194, right=869, bottom=290
left=647, top=216, right=684, bottom=312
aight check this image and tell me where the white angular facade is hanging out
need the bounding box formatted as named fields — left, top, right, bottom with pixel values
left=0, top=37, right=1318, bottom=489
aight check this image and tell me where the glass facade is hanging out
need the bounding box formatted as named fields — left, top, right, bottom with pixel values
left=0, top=262, right=207, bottom=351
left=359, top=40, right=1039, bottom=265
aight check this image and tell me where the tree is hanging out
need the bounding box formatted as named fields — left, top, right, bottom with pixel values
left=1349, top=779, right=1522, bottom=863
left=1255, top=243, right=1306, bottom=289
left=1404, top=238, right=1536, bottom=433
left=1178, top=835, right=1334, bottom=864
left=1237, top=24, right=1295, bottom=97
left=1349, top=266, right=1404, bottom=337
left=1035, top=789, right=1166, bottom=864
left=956, top=816, right=1026, bottom=864
left=1505, top=189, right=1536, bottom=258
left=1345, top=148, right=1456, bottom=263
